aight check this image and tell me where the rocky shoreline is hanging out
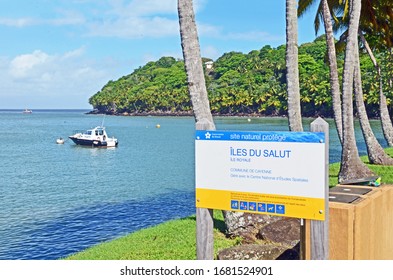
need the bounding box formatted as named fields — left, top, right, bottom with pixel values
left=87, top=108, right=384, bottom=121
left=86, top=109, right=287, bottom=118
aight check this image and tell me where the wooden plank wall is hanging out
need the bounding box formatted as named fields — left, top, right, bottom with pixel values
left=329, top=185, right=393, bottom=260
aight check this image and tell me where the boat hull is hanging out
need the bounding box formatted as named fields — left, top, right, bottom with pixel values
left=68, top=136, right=118, bottom=147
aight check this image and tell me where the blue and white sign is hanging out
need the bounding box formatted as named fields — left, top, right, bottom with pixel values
left=195, top=130, right=326, bottom=220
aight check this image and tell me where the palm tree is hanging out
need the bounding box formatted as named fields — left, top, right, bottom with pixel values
left=178, top=0, right=253, bottom=258
left=300, top=0, right=392, bottom=170
left=358, top=32, right=393, bottom=146
left=353, top=45, right=393, bottom=165
left=177, top=0, right=215, bottom=128
left=286, top=0, right=303, bottom=131
left=332, top=1, right=393, bottom=147
left=327, top=0, right=393, bottom=162
left=300, top=0, right=343, bottom=142
left=178, top=0, right=215, bottom=260
left=357, top=1, right=393, bottom=147
left=339, top=0, right=374, bottom=182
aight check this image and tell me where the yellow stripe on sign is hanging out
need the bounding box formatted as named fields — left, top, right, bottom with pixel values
left=196, top=188, right=325, bottom=221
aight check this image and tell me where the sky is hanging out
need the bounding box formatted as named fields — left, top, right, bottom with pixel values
left=0, top=0, right=320, bottom=109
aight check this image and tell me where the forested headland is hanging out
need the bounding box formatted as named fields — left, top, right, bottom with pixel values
left=88, top=36, right=393, bottom=118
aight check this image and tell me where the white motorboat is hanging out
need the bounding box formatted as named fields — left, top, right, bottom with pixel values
left=69, top=126, right=118, bottom=147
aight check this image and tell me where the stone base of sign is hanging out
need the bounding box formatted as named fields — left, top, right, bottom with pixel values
left=257, top=218, right=301, bottom=247
left=217, top=216, right=301, bottom=260
left=217, top=243, right=299, bottom=260
left=223, top=212, right=283, bottom=243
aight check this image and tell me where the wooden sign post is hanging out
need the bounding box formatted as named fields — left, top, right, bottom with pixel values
left=307, top=117, right=329, bottom=259
left=196, top=119, right=215, bottom=260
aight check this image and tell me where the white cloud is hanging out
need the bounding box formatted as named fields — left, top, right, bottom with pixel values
left=107, top=0, right=205, bottom=17
left=0, top=17, right=36, bottom=27
left=197, top=22, right=221, bottom=37
left=193, top=0, right=208, bottom=13
left=10, top=50, right=50, bottom=78
left=201, top=45, right=220, bottom=60
left=8, top=48, right=92, bottom=81
left=111, top=0, right=177, bottom=16
left=85, top=0, right=178, bottom=38
left=62, top=47, right=86, bottom=59
left=0, top=0, right=272, bottom=44
left=0, top=10, right=85, bottom=27
left=87, top=16, right=179, bottom=38
left=0, top=48, right=115, bottom=108
left=86, top=0, right=209, bottom=39
left=48, top=11, right=85, bottom=26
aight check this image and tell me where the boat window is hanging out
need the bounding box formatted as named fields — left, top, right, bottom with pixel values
left=85, top=130, right=92, bottom=135
left=95, top=130, right=98, bottom=136
left=98, top=130, right=104, bottom=135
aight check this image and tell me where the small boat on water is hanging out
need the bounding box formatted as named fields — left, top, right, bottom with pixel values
left=69, top=126, right=118, bottom=147
left=23, top=109, right=32, bottom=114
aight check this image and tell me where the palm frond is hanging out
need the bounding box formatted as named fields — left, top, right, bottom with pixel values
left=298, top=0, right=317, bottom=18
left=342, top=0, right=349, bottom=21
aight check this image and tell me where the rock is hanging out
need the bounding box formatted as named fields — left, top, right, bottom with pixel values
left=217, top=244, right=299, bottom=260
left=257, top=218, right=300, bottom=247
left=223, top=212, right=283, bottom=242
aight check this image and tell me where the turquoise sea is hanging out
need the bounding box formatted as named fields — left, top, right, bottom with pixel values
left=0, top=110, right=387, bottom=259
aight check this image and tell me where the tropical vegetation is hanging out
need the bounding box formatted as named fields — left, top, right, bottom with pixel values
left=89, top=38, right=393, bottom=120
left=297, top=0, right=393, bottom=181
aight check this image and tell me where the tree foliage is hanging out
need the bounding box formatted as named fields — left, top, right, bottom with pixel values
left=89, top=38, right=392, bottom=117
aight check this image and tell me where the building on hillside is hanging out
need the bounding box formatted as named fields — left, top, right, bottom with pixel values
left=204, top=61, right=213, bottom=70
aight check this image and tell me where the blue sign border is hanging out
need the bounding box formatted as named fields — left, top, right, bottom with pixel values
left=195, top=130, right=325, bottom=143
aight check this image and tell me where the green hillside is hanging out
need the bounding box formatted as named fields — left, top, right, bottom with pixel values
left=89, top=36, right=392, bottom=117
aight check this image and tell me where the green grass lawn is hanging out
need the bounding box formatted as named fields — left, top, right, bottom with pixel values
left=65, top=210, right=240, bottom=260
left=329, top=147, right=393, bottom=187
left=66, top=147, right=393, bottom=260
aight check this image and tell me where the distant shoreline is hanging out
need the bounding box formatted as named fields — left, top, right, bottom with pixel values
left=0, top=108, right=90, bottom=112
left=86, top=109, right=384, bottom=121
left=86, top=109, right=288, bottom=118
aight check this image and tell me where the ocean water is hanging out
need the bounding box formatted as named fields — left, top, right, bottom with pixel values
left=0, top=110, right=387, bottom=259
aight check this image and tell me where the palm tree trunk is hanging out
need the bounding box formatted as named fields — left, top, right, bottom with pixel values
left=359, top=32, right=393, bottom=147
left=353, top=46, right=393, bottom=165
left=379, top=75, right=393, bottom=146
left=286, top=0, right=303, bottom=132
left=338, top=0, right=374, bottom=183
left=178, top=0, right=249, bottom=240
left=389, top=48, right=393, bottom=89
left=321, top=0, right=343, bottom=144
left=178, top=0, right=214, bottom=128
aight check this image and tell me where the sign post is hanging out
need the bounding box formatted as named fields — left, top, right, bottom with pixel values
left=196, top=119, right=215, bottom=260
left=308, top=117, right=329, bottom=260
